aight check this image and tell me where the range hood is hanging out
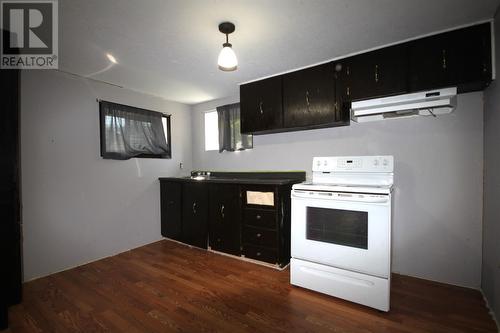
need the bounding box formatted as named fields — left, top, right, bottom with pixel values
left=351, top=87, right=457, bottom=123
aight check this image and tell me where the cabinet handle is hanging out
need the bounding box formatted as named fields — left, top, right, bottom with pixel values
left=442, top=49, right=447, bottom=69
left=168, top=200, right=174, bottom=205
left=305, top=90, right=310, bottom=110
left=192, top=202, right=197, bottom=214
left=256, top=233, right=262, bottom=238
left=259, top=101, right=264, bottom=115
left=375, top=65, right=379, bottom=83
left=256, top=214, right=261, bottom=220
left=256, top=252, right=261, bottom=256
left=346, top=66, right=350, bottom=76
left=220, top=204, right=225, bottom=219
left=346, top=87, right=350, bottom=97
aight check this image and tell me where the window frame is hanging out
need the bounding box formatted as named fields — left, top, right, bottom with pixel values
left=99, top=101, right=172, bottom=159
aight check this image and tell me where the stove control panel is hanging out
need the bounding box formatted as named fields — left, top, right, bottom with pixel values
left=312, top=156, right=394, bottom=173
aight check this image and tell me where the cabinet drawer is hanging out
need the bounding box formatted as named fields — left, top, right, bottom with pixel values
left=243, top=225, right=277, bottom=248
left=243, top=209, right=276, bottom=229
left=243, top=244, right=277, bottom=264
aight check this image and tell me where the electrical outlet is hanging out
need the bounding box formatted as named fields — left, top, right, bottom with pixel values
left=179, top=162, right=183, bottom=169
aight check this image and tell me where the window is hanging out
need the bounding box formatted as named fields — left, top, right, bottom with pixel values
left=204, top=110, right=219, bottom=151
left=306, top=207, right=368, bottom=249
left=216, top=103, right=253, bottom=152
left=204, top=104, right=253, bottom=152
left=99, top=100, right=171, bottom=160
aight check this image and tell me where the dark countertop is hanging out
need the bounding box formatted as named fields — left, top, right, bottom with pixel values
left=158, top=176, right=302, bottom=185
left=159, top=171, right=306, bottom=186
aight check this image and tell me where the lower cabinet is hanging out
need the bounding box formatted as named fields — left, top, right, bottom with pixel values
left=159, top=180, right=209, bottom=249
left=241, top=185, right=291, bottom=267
left=208, top=184, right=241, bottom=255
left=160, top=181, right=182, bottom=241
left=182, top=182, right=209, bottom=249
left=160, top=179, right=295, bottom=268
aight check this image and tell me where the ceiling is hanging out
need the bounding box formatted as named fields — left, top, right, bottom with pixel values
left=60, top=0, right=500, bottom=105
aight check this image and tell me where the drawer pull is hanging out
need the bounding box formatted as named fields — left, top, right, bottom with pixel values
left=256, top=233, right=262, bottom=238
left=220, top=204, right=225, bottom=219
left=256, top=214, right=261, bottom=220
left=256, top=252, right=261, bottom=256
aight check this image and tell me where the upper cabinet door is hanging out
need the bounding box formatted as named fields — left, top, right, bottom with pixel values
left=283, top=62, right=345, bottom=128
left=334, top=44, right=409, bottom=102
left=457, top=23, right=492, bottom=90
left=409, top=22, right=492, bottom=93
left=240, top=76, right=283, bottom=134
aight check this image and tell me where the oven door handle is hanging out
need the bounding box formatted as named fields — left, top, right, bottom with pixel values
left=292, top=191, right=389, bottom=203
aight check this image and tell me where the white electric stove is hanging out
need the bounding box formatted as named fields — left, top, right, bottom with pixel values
left=290, top=155, right=394, bottom=311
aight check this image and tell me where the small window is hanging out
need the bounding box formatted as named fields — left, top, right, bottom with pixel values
left=204, top=110, right=219, bottom=151
left=99, top=100, right=171, bottom=160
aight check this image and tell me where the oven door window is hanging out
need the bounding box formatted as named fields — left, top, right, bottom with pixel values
left=306, top=207, right=368, bottom=249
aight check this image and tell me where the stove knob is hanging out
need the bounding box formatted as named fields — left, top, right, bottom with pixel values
left=324, top=160, right=328, bottom=166
left=374, top=159, right=379, bottom=166
left=383, top=159, right=388, bottom=166
left=316, top=160, right=321, bottom=166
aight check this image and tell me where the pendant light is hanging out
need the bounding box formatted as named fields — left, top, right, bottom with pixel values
left=217, top=22, right=238, bottom=71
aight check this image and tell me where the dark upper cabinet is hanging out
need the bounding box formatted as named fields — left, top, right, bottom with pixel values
left=408, top=22, right=492, bottom=93
left=240, top=76, right=283, bottom=134
left=240, top=23, right=492, bottom=135
left=208, top=184, right=241, bottom=255
left=182, top=182, right=208, bottom=249
left=283, top=62, right=348, bottom=129
left=334, top=44, right=409, bottom=103
left=160, top=181, right=182, bottom=241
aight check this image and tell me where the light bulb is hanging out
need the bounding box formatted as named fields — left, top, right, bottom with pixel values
left=218, top=44, right=237, bottom=71
left=106, top=53, right=117, bottom=64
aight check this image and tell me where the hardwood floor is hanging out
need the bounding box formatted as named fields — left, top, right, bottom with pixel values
left=4, top=240, right=498, bottom=333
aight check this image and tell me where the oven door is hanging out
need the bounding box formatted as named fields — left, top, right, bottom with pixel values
left=291, top=190, right=391, bottom=278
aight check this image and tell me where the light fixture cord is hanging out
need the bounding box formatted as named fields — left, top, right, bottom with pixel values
left=226, top=34, right=228, bottom=44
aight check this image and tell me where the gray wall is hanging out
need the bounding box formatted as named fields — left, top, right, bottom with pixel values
left=21, top=70, right=192, bottom=281
left=191, top=92, right=484, bottom=288
left=482, top=9, right=500, bottom=323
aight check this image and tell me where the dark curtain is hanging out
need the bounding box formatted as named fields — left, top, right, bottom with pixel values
left=100, top=101, right=170, bottom=160
left=217, top=103, right=253, bottom=152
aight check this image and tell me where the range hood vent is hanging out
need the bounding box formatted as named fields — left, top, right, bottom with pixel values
left=351, top=87, right=457, bottom=123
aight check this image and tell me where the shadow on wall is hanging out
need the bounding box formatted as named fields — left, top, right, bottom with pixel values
left=253, top=117, right=449, bottom=147
left=392, top=161, right=481, bottom=287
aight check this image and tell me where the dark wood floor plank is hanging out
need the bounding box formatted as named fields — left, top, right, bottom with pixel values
left=5, top=240, right=497, bottom=333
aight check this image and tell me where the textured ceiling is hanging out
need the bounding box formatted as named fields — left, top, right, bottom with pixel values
left=59, top=0, right=500, bottom=105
